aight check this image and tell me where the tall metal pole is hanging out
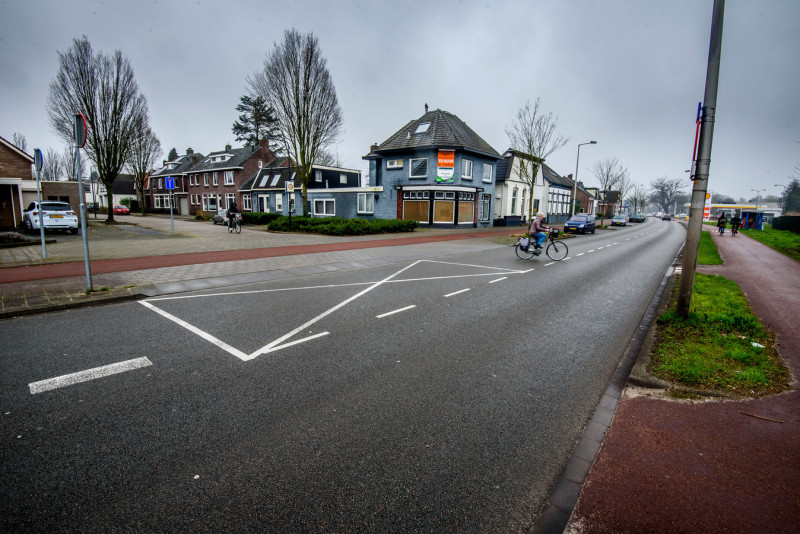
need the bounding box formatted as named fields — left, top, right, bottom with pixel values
left=572, top=141, right=597, bottom=215
left=677, top=0, right=725, bottom=317
left=33, top=149, right=47, bottom=260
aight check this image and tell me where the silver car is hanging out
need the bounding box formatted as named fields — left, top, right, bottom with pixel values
left=23, top=201, right=79, bottom=234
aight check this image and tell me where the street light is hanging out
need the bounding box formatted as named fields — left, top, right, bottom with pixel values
left=751, top=188, right=766, bottom=210
left=572, top=141, right=597, bottom=215
left=774, top=184, right=784, bottom=214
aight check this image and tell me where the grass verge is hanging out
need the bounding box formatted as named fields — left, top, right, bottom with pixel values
left=648, top=273, right=790, bottom=397
left=740, top=225, right=800, bottom=262
left=698, top=230, right=722, bottom=265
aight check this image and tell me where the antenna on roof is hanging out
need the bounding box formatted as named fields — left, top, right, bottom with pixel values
left=425, top=103, right=428, bottom=113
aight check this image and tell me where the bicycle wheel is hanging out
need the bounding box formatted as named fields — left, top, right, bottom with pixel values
left=235, top=221, right=241, bottom=234
left=515, top=243, right=536, bottom=260
left=546, top=241, right=568, bottom=261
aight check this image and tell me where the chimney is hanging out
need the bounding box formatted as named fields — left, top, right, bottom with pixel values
left=187, top=148, right=193, bottom=155
left=259, top=137, right=269, bottom=150
left=424, top=103, right=428, bottom=113
left=225, top=144, right=232, bottom=151
left=162, top=160, right=167, bottom=166
left=370, top=144, right=379, bottom=153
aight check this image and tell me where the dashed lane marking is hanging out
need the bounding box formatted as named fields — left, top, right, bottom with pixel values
left=29, top=357, right=152, bottom=395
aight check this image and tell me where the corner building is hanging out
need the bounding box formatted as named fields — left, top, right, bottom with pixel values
left=363, top=108, right=502, bottom=228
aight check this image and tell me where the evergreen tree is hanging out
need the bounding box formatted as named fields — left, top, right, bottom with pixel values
left=168, top=147, right=178, bottom=161
left=232, top=94, right=283, bottom=153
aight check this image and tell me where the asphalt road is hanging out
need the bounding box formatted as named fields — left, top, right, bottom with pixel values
left=0, top=218, right=685, bottom=533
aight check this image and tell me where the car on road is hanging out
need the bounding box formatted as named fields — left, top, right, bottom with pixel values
left=212, top=208, right=228, bottom=225
left=661, top=213, right=672, bottom=221
left=113, top=205, right=130, bottom=215
left=563, top=214, right=596, bottom=234
left=628, top=213, right=646, bottom=223
left=611, top=214, right=627, bottom=226
left=23, top=201, right=79, bottom=234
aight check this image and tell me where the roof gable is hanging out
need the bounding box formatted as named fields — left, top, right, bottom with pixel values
left=370, top=109, right=501, bottom=159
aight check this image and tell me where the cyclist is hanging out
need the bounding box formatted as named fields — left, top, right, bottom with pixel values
left=528, top=212, right=551, bottom=249
left=717, top=213, right=727, bottom=235
left=730, top=214, right=741, bottom=235
left=227, top=201, right=240, bottom=229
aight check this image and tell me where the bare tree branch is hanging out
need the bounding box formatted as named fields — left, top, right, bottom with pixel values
left=592, top=157, right=628, bottom=225
left=649, top=175, right=688, bottom=214
left=12, top=132, right=27, bottom=153
left=41, top=147, right=64, bottom=182
left=47, top=36, right=149, bottom=222
left=127, top=127, right=162, bottom=215
left=249, top=29, right=343, bottom=216
left=505, top=98, right=569, bottom=219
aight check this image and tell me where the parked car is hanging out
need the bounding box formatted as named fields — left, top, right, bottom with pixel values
left=23, top=201, right=79, bottom=234
left=113, top=205, right=130, bottom=215
left=661, top=213, right=672, bottom=220
left=628, top=213, right=646, bottom=223
left=611, top=214, right=627, bottom=226
left=212, top=208, right=228, bottom=225
left=563, top=214, right=596, bottom=234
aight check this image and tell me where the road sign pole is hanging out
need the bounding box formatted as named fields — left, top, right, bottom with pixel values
left=165, top=176, right=175, bottom=235
left=73, top=114, right=93, bottom=291
left=33, top=149, right=47, bottom=260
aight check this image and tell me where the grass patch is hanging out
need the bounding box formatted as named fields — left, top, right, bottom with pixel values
left=697, top=230, right=722, bottom=265
left=740, top=225, right=800, bottom=262
left=649, top=273, right=790, bottom=397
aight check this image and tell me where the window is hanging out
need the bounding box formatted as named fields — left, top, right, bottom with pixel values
left=414, top=122, right=430, bottom=134
left=204, top=173, right=209, bottom=186
left=483, top=163, right=493, bottom=183
left=213, top=172, right=218, bottom=186
left=225, top=193, right=235, bottom=208
left=224, top=171, right=234, bottom=185
left=387, top=159, right=403, bottom=169
left=480, top=194, right=491, bottom=221
left=276, top=193, right=283, bottom=211
left=315, top=170, right=322, bottom=182
left=511, top=188, right=518, bottom=214
left=270, top=174, right=281, bottom=187
left=462, top=159, right=473, bottom=180
left=314, top=199, right=335, bottom=216
left=403, top=200, right=429, bottom=223
left=340, top=173, right=347, bottom=184
left=433, top=201, right=454, bottom=223
left=357, top=193, right=374, bottom=214
left=410, top=158, right=427, bottom=178
left=242, top=193, right=251, bottom=210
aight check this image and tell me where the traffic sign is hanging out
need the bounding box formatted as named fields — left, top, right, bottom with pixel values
left=165, top=176, right=175, bottom=190
left=286, top=182, right=294, bottom=193
left=74, top=114, right=87, bottom=148
left=34, top=148, right=43, bottom=172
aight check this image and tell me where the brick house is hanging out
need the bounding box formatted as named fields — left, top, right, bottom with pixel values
left=363, top=108, right=501, bottom=227
left=148, top=149, right=204, bottom=214
left=1, top=136, right=81, bottom=229
left=184, top=139, right=277, bottom=215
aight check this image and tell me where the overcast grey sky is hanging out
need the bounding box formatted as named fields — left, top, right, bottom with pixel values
left=2, top=0, right=798, bottom=201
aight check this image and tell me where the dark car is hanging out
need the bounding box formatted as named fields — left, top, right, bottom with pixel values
left=661, top=213, right=672, bottom=221
left=628, top=213, right=646, bottom=223
left=563, top=214, right=596, bottom=234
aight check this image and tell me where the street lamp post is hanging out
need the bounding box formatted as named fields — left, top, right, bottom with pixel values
left=773, top=184, right=784, bottom=214
left=573, top=141, right=597, bottom=215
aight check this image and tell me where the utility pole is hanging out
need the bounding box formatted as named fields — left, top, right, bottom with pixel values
left=677, top=0, right=725, bottom=317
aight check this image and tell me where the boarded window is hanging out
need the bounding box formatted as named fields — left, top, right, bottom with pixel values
left=458, top=201, right=473, bottom=223
left=433, top=201, right=454, bottom=223
left=403, top=200, right=429, bottom=222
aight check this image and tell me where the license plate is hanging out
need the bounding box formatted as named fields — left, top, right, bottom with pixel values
left=50, top=214, right=64, bottom=219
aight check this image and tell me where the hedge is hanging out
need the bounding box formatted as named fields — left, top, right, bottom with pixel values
left=267, top=216, right=418, bottom=236
left=772, top=215, right=800, bottom=234
left=242, top=212, right=282, bottom=225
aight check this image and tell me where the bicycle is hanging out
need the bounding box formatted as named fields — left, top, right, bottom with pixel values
left=228, top=213, right=242, bottom=234
left=515, top=228, right=568, bottom=261
left=731, top=224, right=739, bottom=236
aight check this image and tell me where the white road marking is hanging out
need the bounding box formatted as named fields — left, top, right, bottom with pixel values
left=29, top=357, right=152, bottom=395
left=377, top=305, right=417, bottom=318
left=444, top=288, right=471, bottom=297
left=140, top=301, right=249, bottom=360
left=489, top=277, right=507, bottom=284
left=577, top=253, right=585, bottom=256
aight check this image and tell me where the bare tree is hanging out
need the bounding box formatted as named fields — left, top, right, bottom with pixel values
left=592, top=157, right=627, bottom=225
left=127, top=127, right=162, bottom=215
left=506, top=98, right=569, bottom=220
left=12, top=132, right=27, bottom=153
left=629, top=184, right=648, bottom=214
left=41, top=147, right=64, bottom=181
left=47, top=36, right=149, bottom=223
left=249, top=28, right=343, bottom=216
left=649, top=176, right=687, bottom=214
left=63, top=145, right=87, bottom=181
left=315, top=148, right=344, bottom=167
left=616, top=171, right=633, bottom=214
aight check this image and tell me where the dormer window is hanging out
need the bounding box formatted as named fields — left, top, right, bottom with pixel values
left=414, top=122, right=431, bottom=134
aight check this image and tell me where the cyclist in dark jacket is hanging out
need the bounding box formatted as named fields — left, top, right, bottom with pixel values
left=227, top=202, right=240, bottom=228
left=717, top=214, right=727, bottom=235
left=731, top=214, right=742, bottom=234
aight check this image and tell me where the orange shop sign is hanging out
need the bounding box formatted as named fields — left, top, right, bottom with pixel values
left=438, top=150, right=455, bottom=168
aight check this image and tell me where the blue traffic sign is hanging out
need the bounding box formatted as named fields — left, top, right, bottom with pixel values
left=165, top=176, right=175, bottom=190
